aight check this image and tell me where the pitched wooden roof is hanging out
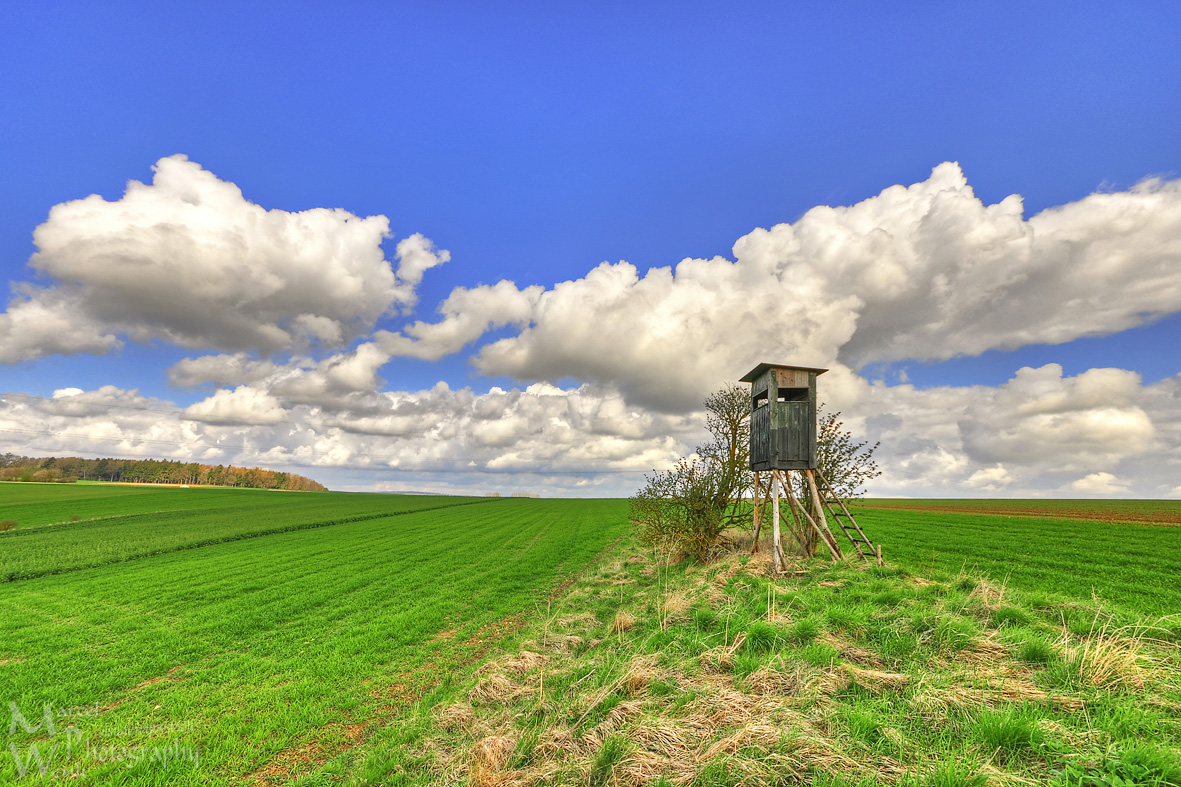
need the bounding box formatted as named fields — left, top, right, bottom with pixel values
left=739, top=362, right=829, bottom=382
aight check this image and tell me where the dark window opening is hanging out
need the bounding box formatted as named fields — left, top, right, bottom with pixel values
left=776, top=388, right=809, bottom=403
left=753, top=391, right=769, bottom=409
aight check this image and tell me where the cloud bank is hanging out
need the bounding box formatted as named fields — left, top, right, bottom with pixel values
left=3, top=363, right=1179, bottom=497
left=3, top=161, right=1180, bottom=496
left=383, top=163, right=1181, bottom=412
left=0, top=155, right=447, bottom=361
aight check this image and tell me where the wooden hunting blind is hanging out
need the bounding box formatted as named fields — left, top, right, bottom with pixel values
left=740, top=362, right=827, bottom=471
left=740, top=361, right=882, bottom=570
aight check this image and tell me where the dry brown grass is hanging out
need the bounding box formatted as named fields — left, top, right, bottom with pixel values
left=660, top=592, right=692, bottom=628
left=438, top=702, right=476, bottom=731
left=743, top=551, right=776, bottom=577
left=556, top=611, right=598, bottom=629
left=967, top=577, right=1008, bottom=609
left=611, top=608, right=637, bottom=634
left=502, top=650, right=548, bottom=675
left=908, top=670, right=1086, bottom=715
left=743, top=662, right=807, bottom=697
left=843, top=664, right=911, bottom=692
left=1059, top=620, right=1160, bottom=691
left=468, top=734, right=516, bottom=787
left=699, top=632, right=746, bottom=672
left=468, top=672, right=532, bottom=704
left=531, top=632, right=584, bottom=654
left=818, top=632, right=881, bottom=666
left=700, top=722, right=781, bottom=759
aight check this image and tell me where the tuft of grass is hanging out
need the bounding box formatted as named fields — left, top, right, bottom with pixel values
left=989, top=606, right=1032, bottom=629
left=743, top=620, right=782, bottom=652
left=693, top=606, right=719, bottom=631
left=824, top=604, right=869, bottom=633
left=1050, top=743, right=1181, bottom=786
left=899, top=763, right=990, bottom=786
left=840, top=706, right=885, bottom=746
left=971, top=708, right=1048, bottom=763
left=1049, top=618, right=1158, bottom=691
left=1015, top=633, right=1058, bottom=665
left=789, top=616, right=822, bottom=644
left=590, top=735, right=630, bottom=786
left=928, top=617, right=977, bottom=653
left=611, top=608, right=637, bottom=635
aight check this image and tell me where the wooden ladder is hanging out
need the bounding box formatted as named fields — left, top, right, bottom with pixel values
left=814, top=469, right=882, bottom=565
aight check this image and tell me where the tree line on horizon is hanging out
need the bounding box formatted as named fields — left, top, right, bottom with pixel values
left=0, top=454, right=327, bottom=491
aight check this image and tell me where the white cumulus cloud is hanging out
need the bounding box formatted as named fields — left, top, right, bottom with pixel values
left=382, top=163, right=1181, bottom=413
left=1068, top=472, right=1131, bottom=495
left=0, top=155, right=447, bottom=361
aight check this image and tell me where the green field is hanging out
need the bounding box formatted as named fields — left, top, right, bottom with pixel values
left=0, top=485, right=629, bottom=784
left=2, top=487, right=1179, bottom=785
left=851, top=499, right=1181, bottom=619
left=0, top=485, right=489, bottom=580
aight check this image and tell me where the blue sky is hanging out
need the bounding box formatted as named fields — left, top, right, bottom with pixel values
left=1, top=2, right=1179, bottom=496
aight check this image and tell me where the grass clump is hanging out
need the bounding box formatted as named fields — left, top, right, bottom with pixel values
left=590, top=735, right=630, bottom=786
left=1015, top=631, right=1058, bottom=665
left=971, top=707, right=1049, bottom=763
left=743, top=619, right=782, bottom=652
left=1051, top=744, right=1181, bottom=786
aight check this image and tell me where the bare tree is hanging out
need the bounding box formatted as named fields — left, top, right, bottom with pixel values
left=630, top=383, right=752, bottom=562
left=632, top=387, right=879, bottom=562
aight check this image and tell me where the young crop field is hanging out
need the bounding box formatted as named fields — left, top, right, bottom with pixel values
left=0, top=486, right=486, bottom=581
left=850, top=500, right=1181, bottom=620
left=0, top=485, right=630, bottom=785
left=0, top=483, right=357, bottom=529
left=3, top=488, right=1179, bottom=785
left=858, top=498, right=1181, bottom=527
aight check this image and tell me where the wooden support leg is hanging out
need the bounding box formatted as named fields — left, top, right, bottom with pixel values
left=776, top=471, right=812, bottom=557
left=784, top=472, right=843, bottom=562
left=771, top=471, right=781, bottom=574
left=751, top=471, right=761, bottom=554
left=804, top=469, right=843, bottom=561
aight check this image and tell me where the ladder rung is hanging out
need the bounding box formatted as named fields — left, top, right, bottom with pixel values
left=850, top=538, right=871, bottom=544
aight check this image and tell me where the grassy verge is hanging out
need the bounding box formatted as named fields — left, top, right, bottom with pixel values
left=325, top=537, right=1181, bottom=786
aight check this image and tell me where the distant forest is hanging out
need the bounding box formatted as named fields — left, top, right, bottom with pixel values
left=0, top=454, right=327, bottom=491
